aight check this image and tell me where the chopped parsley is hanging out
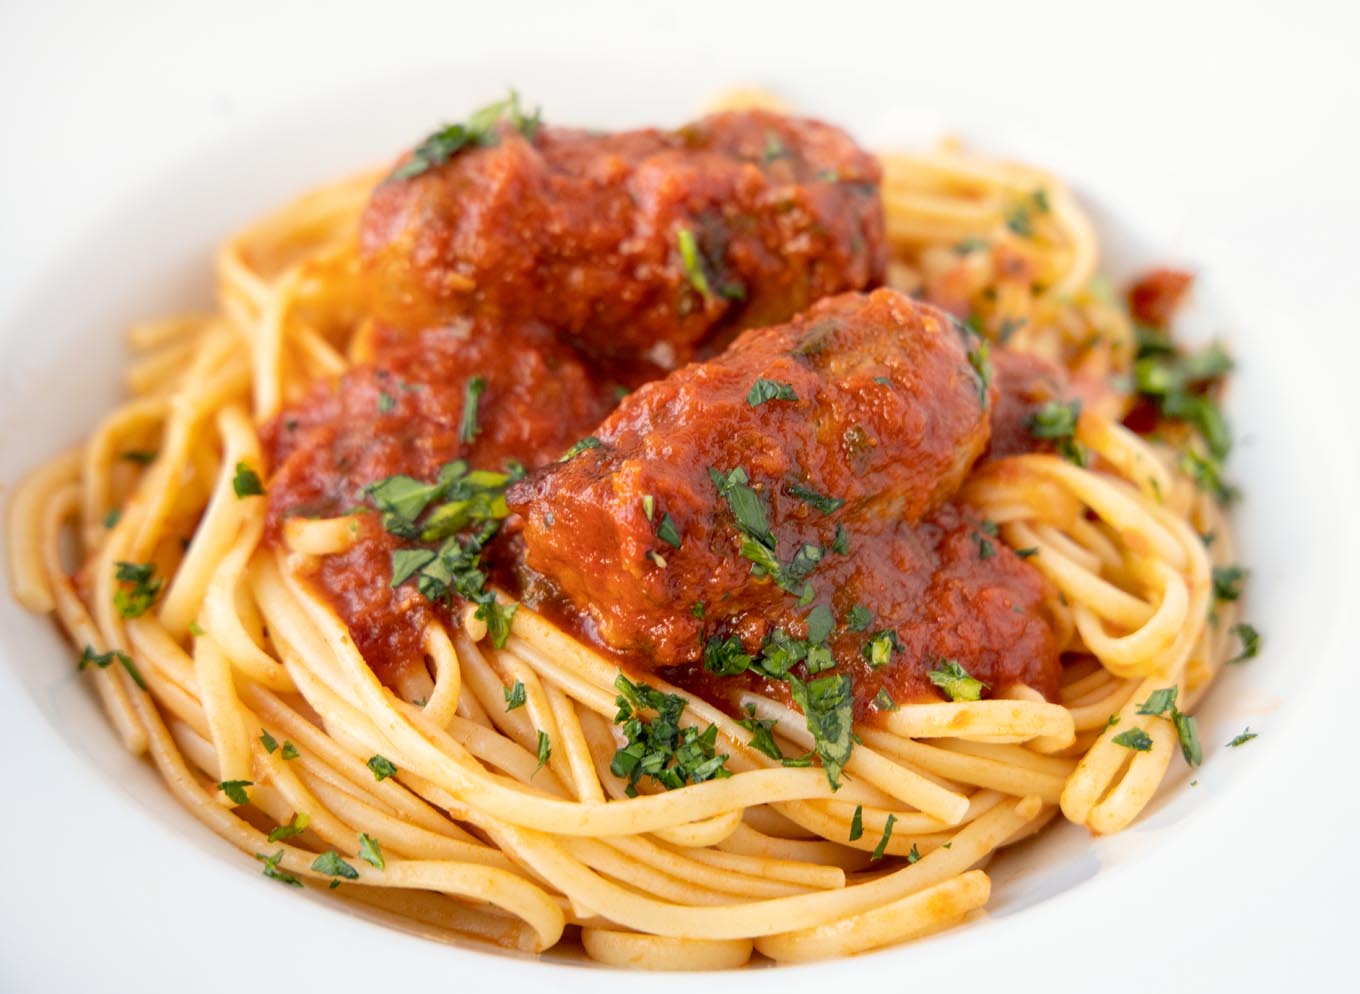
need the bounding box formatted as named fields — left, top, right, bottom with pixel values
left=281, top=741, right=299, bottom=760
left=1015, top=547, right=1039, bottom=558
left=610, top=674, right=730, bottom=795
left=656, top=512, right=682, bottom=549
left=1136, top=686, right=1178, bottom=716
left=846, top=604, right=873, bottom=632
left=967, top=339, right=992, bottom=408
left=534, top=730, right=552, bottom=775
left=862, top=629, right=902, bottom=669
left=642, top=495, right=655, bottom=521
left=1211, top=565, right=1247, bottom=602
left=1174, top=710, right=1202, bottom=766
left=504, top=680, right=527, bottom=711
left=79, top=645, right=147, bottom=690
left=103, top=508, right=122, bottom=528
left=1125, top=685, right=1200, bottom=765
left=747, top=378, right=799, bottom=406
left=377, top=390, right=396, bottom=413
left=358, top=833, right=385, bottom=870
left=1112, top=728, right=1153, bottom=752
left=1006, top=204, right=1034, bottom=238
left=711, top=465, right=822, bottom=593
left=559, top=436, right=602, bottom=462
left=370, top=459, right=518, bottom=648
left=906, top=843, right=922, bottom=864
left=1228, top=623, right=1261, bottom=663
left=974, top=532, right=996, bottom=559
left=1227, top=727, right=1257, bottom=748
left=805, top=603, right=834, bottom=645
left=1027, top=400, right=1087, bottom=466
left=704, top=635, right=752, bottom=676
left=218, top=780, right=252, bottom=805
left=870, top=812, right=897, bottom=861
left=832, top=523, right=849, bottom=556
left=458, top=376, right=486, bottom=444
left=737, top=707, right=812, bottom=767
left=113, top=560, right=162, bottom=619
left=120, top=449, right=158, bottom=465
left=786, top=482, right=844, bottom=515
left=367, top=755, right=397, bottom=781
left=232, top=462, right=264, bottom=497
left=849, top=804, right=864, bottom=841
left=260, top=730, right=279, bottom=753
left=787, top=673, right=853, bottom=790
left=927, top=659, right=986, bottom=702
left=677, top=227, right=714, bottom=300
left=255, top=849, right=302, bottom=887
left=268, top=812, right=311, bottom=843
left=311, top=851, right=360, bottom=881
left=873, top=687, right=898, bottom=712
left=391, top=90, right=540, bottom=180
left=1179, top=448, right=1237, bottom=504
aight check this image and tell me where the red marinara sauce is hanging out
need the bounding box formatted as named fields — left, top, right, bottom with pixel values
left=261, top=324, right=618, bottom=686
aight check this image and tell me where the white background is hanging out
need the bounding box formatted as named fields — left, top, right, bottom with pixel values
left=2, top=2, right=1358, bottom=991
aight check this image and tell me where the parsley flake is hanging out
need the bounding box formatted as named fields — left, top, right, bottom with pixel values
left=1112, top=728, right=1153, bottom=752
left=358, top=833, right=385, bottom=869
left=1027, top=400, right=1087, bottom=466
left=610, top=674, right=731, bottom=795
left=218, top=780, right=252, bottom=805
left=927, top=659, right=986, bottom=701
left=747, top=378, right=799, bottom=406
left=1229, top=623, right=1261, bottom=663
left=458, top=376, right=486, bottom=444
left=504, top=680, right=527, bottom=711
left=232, top=462, right=264, bottom=498
left=255, top=849, right=302, bottom=887
left=367, top=755, right=397, bottom=781
left=1212, top=565, right=1247, bottom=602
left=559, top=436, right=603, bottom=462
left=870, top=813, right=897, bottom=861
left=1228, top=727, right=1258, bottom=748
left=311, top=851, right=360, bottom=880
left=786, top=482, right=844, bottom=515
left=534, top=730, right=552, bottom=776
left=113, top=561, right=162, bottom=619
left=268, top=812, right=311, bottom=843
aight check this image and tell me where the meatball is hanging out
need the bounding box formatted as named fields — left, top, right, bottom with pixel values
left=360, top=109, right=885, bottom=367
left=507, top=289, right=994, bottom=662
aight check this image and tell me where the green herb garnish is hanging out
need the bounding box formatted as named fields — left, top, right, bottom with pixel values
left=113, top=561, right=162, bottom=618
left=610, top=674, right=730, bottom=795
left=268, top=812, right=311, bottom=843
left=311, top=851, right=359, bottom=881
left=392, top=90, right=540, bottom=180
left=927, top=658, right=985, bottom=701
left=458, top=376, right=486, bottom=444
left=747, top=378, right=799, bottom=406
left=870, top=812, right=897, bottom=861
left=1112, top=728, right=1153, bottom=751
left=358, top=833, right=385, bottom=869
left=367, top=755, right=397, bottom=781
left=232, top=462, right=264, bottom=497
left=255, top=849, right=302, bottom=887
left=218, top=780, right=252, bottom=805
left=1027, top=400, right=1086, bottom=466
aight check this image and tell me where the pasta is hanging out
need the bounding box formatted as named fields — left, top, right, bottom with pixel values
left=4, top=96, right=1249, bottom=968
